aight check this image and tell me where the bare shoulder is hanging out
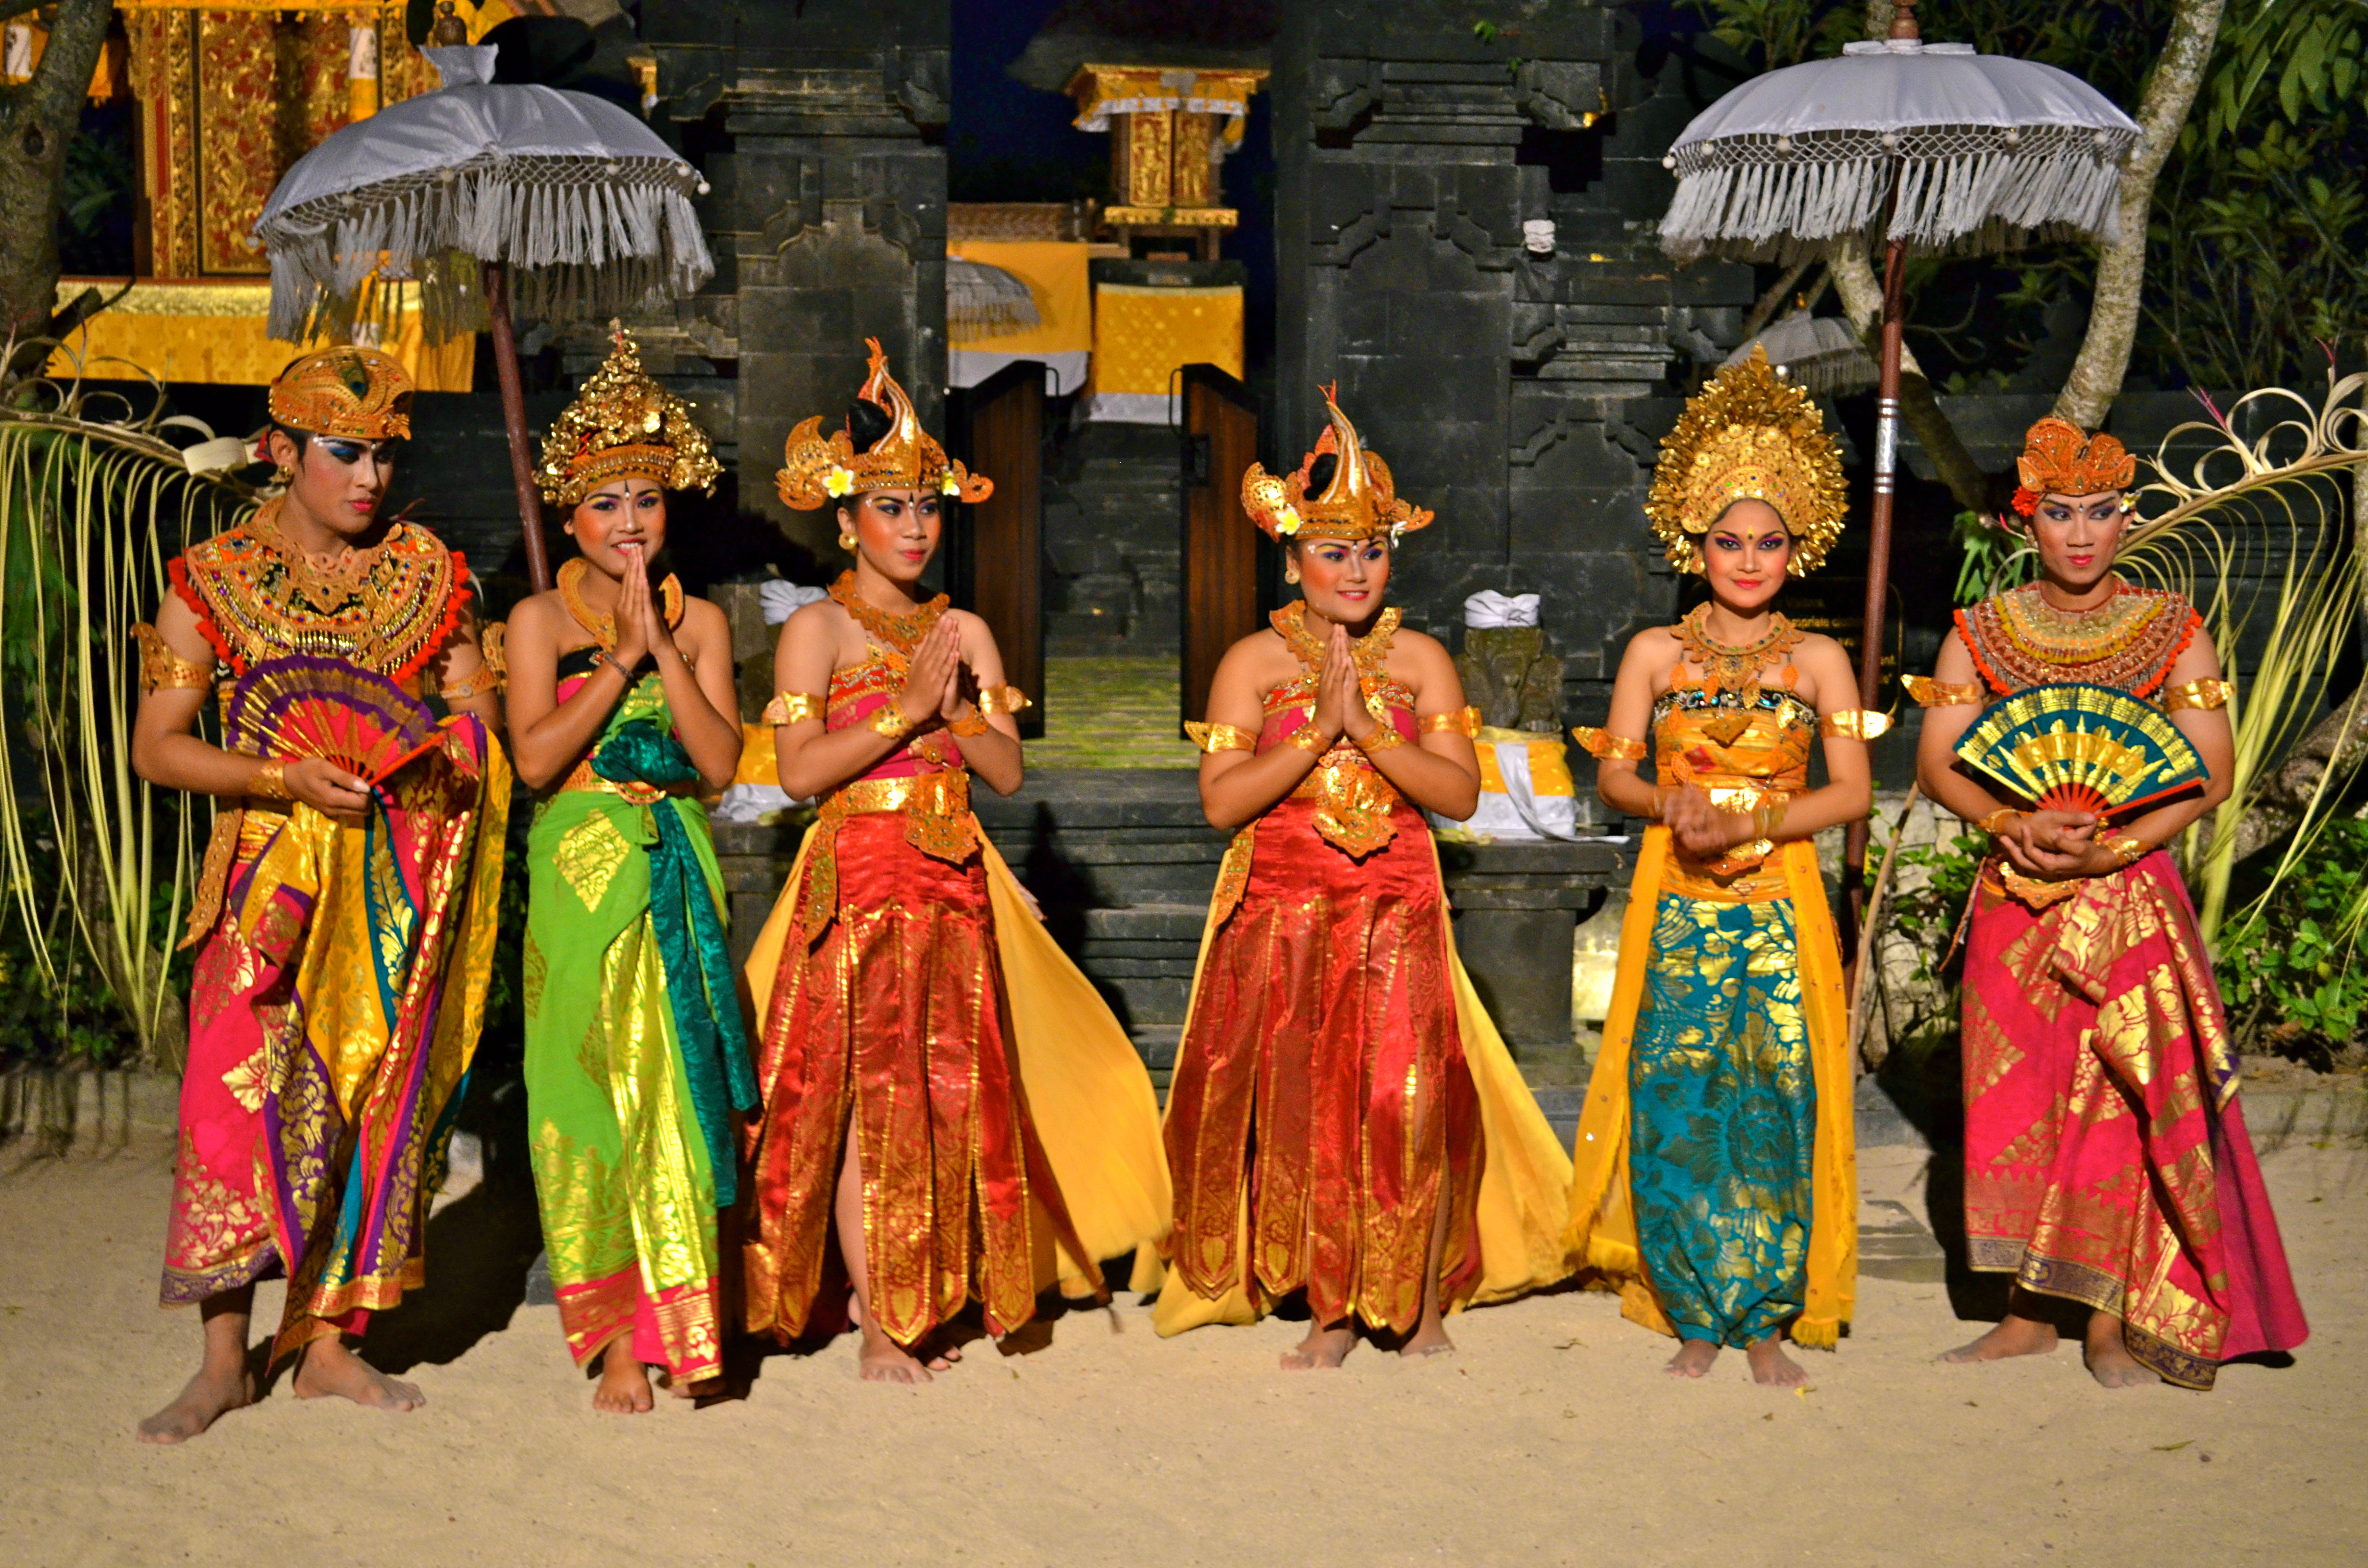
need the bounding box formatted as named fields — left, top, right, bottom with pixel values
left=1792, top=630, right=1854, bottom=676
left=1388, top=626, right=1461, bottom=684
left=1620, top=624, right=1683, bottom=670
left=946, top=606, right=1001, bottom=653
left=1218, top=626, right=1295, bottom=682
left=505, top=590, right=564, bottom=641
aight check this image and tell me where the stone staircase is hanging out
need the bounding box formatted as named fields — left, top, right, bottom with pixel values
left=1042, top=422, right=1183, bottom=654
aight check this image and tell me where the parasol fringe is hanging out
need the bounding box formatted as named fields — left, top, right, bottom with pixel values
left=1663, top=143, right=2126, bottom=265
left=259, top=155, right=713, bottom=346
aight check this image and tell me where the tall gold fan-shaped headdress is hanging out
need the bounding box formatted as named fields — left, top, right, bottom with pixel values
left=1241, top=384, right=1434, bottom=543
left=776, top=338, right=993, bottom=510
left=536, top=323, right=720, bottom=509
left=1647, top=344, right=1848, bottom=574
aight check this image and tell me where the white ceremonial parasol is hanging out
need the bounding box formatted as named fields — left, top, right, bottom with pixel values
left=253, top=28, right=713, bottom=591
left=1724, top=310, right=1878, bottom=396
left=1658, top=0, right=2138, bottom=900
left=948, top=259, right=1043, bottom=340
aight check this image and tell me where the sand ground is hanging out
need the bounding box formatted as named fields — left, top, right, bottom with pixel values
left=4, top=1130, right=2364, bottom=1568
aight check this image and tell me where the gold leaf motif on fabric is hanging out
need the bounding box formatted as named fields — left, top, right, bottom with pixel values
left=221, top=1045, right=271, bottom=1114
left=556, top=812, right=634, bottom=911
left=522, top=927, right=548, bottom=1027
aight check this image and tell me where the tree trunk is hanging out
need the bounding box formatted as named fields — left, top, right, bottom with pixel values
left=0, top=0, right=113, bottom=359
left=2051, top=0, right=2229, bottom=429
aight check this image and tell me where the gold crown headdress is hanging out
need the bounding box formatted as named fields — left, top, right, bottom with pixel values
left=1241, top=384, right=1434, bottom=544
left=1646, top=344, right=1848, bottom=575
left=776, top=338, right=993, bottom=510
left=536, top=323, right=720, bottom=510
left=265, top=345, right=413, bottom=441
left=2010, top=416, right=2135, bottom=515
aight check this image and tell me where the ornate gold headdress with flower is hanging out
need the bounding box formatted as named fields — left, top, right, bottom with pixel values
left=1646, top=344, right=1848, bottom=575
left=2010, top=416, right=2135, bottom=515
left=265, top=345, right=414, bottom=441
left=776, top=338, right=993, bottom=510
left=535, top=323, right=720, bottom=510
left=1241, top=384, right=1433, bottom=544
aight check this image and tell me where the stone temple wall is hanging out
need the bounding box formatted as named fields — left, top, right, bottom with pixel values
left=1270, top=0, right=1753, bottom=742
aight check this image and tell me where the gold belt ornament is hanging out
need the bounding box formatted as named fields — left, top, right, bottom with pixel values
left=798, top=769, right=977, bottom=931
left=1291, top=754, right=1401, bottom=858
left=556, top=757, right=691, bottom=804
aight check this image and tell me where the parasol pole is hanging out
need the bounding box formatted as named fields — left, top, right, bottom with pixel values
left=482, top=260, right=553, bottom=592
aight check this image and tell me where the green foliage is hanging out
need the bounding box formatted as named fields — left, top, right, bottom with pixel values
left=1883, top=826, right=1987, bottom=992
left=2214, top=816, right=2368, bottom=1063
left=1949, top=509, right=2036, bottom=605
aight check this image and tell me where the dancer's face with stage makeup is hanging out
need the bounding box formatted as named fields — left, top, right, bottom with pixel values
left=2026, top=490, right=2129, bottom=595
left=840, top=487, right=942, bottom=588
left=567, top=477, right=667, bottom=581
left=1293, top=535, right=1391, bottom=629
left=1700, top=499, right=1791, bottom=614
left=269, top=427, right=398, bottom=541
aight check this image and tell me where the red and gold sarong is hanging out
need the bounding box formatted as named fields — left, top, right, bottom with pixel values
left=1963, top=853, right=2308, bottom=1387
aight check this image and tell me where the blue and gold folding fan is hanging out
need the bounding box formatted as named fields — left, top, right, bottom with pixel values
left=1953, top=682, right=2207, bottom=820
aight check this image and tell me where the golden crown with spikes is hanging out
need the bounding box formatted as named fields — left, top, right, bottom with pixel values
left=1241, top=384, right=1434, bottom=543
left=535, top=323, right=720, bottom=510
left=265, top=345, right=414, bottom=441
left=776, top=339, right=994, bottom=510
left=1646, top=344, right=1848, bottom=575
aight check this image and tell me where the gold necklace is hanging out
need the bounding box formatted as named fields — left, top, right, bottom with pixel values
left=557, top=556, right=683, bottom=651
left=1675, top=602, right=1801, bottom=706
left=829, top=569, right=946, bottom=654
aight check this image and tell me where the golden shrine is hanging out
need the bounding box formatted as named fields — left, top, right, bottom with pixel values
left=1064, top=64, right=1266, bottom=260
left=12, top=0, right=530, bottom=390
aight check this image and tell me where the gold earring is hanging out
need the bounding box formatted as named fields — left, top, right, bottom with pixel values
left=1284, top=563, right=1301, bottom=585
left=839, top=532, right=857, bottom=551
left=271, top=462, right=294, bottom=484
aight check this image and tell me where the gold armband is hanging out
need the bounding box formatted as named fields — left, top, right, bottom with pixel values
left=1902, top=674, right=1985, bottom=708
left=1819, top=709, right=1891, bottom=740
left=1420, top=705, right=1482, bottom=738
left=1977, top=808, right=2025, bottom=836
left=249, top=759, right=293, bottom=801
left=1355, top=723, right=1408, bottom=757
left=950, top=707, right=992, bottom=738
left=1752, top=796, right=1789, bottom=840
left=440, top=667, right=502, bottom=702
left=868, top=705, right=916, bottom=740
left=2162, top=678, right=2233, bottom=714
left=133, top=623, right=213, bottom=695
left=1571, top=725, right=1648, bottom=761
left=977, top=685, right=1032, bottom=718
left=1285, top=723, right=1328, bottom=755
left=763, top=691, right=825, bottom=726
left=1184, top=721, right=1257, bottom=755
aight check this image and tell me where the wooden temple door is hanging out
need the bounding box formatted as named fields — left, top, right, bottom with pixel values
left=1179, top=363, right=1261, bottom=731
left=948, top=361, right=1046, bottom=738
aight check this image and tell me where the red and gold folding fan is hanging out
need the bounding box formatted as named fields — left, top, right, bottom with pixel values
left=1953, top=681, right=2207, bottom=819
left=222, top=654, right=443, bottom=784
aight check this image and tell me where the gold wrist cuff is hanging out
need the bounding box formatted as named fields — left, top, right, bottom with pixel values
left=1184, top=721, right=1257, bottom=755
left=764, top=691, right=825, bottom=726
left=976, top=684, right=1032, bottom=718
left=250, top=759, right=293, bottom=801
left=1356, top=723, right=1408, bottom=756
left=2104, top=833, right=2147, bottom=868
left=1420, top=705, right=1482, bottom=738
left=950, top=707, right=991, bottom=738
left=1286, top=723, right=1328, bottom=755
left=1977, top=808, right=2025, bottom=835
left=1903, top=674, right=1985, bottom=709
left=868, top=704, right=916, bottom=740
left=1571, top=725, right=1648, bottom=761
left=2162, top=678, right=2233, bottom=713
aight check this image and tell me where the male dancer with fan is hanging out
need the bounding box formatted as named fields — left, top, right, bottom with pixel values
left=131, top=346, right=510, bottom=1443
left=1912, top=417, right=2306, bottom=1389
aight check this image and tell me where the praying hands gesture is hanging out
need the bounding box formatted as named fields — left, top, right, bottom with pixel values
left=897, top=615, right=964, bottom=730
left=1310, top=624, right=1376, bottom=747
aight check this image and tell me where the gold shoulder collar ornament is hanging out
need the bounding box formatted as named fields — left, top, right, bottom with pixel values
left=777, top=339, right=993, bottom=510
left=536, top=322, right=721, bottom=510
left=1647, top=344, right=1848, bottom=575
left=1241, top=383, right=1433, bottom=544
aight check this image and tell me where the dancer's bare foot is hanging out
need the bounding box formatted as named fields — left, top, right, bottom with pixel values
left=291, top=1337, right=425, bottom=1411
left=1746, top=1336, right=1809, bottom=1387
left=1942, top=1312, right=2060, bottom=1364
left=136, top=1361, right=255, bottom=1445
left=594, top=1342, right=655, bottom=1413
left=2083, top=1311, right=2158, bottom=1389
left=1399, top=1315, right=1456, bottom=1359
left=1281, top=1321, right=1354, bottom=1371
left=1664, top=1339, right=1720, bottom=1378
left=857, top=1331, right=934, bottom=1384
